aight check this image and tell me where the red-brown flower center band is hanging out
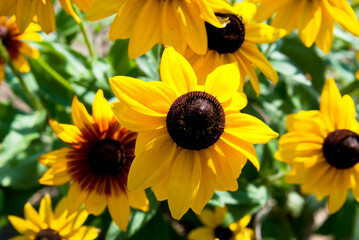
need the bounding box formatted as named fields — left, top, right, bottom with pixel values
left=166, top=91, right=225, bottom=150
left=323, top=129, right=359, bottom=169
left=0, top=24, right=21, bottom=60
left=214, top=225, right=233, bottom=240
left=205, top=14, right=245, bottom=54
left=35, top=228, right=62, bottom=240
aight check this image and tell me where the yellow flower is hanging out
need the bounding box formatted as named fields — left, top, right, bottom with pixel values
left=188, top=206, right=254, bottom=240
left=254, top=0, right=359, bottom=53
left=184, top=2, right=286, bottom=95
left=86, top=0, right=235, bottom=59
left=38, top=90, right=149, bottom=231
left=276, top=78, right=359, bottom=214
left=0, top=0, right=93, bottom=33
left=8, top=195, right=98, bottom=240
left=0, top=16, right=41, bottom=83
left=110, top=47, right=278, bottom=219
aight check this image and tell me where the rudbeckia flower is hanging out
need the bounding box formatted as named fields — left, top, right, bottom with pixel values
left=254, top=0, right=359, bottom=53
left=110, top=47, right=278, bottom=219
left=86, top=0, right=234, bottom=59
left=38, top=90, right=149, bottom=231
left=8, top=195, right=98, bottom=240
left=188, top=206, right=254, bottom=240
left=276, top=78, right=359, bottom=214
left=0, top=16, right=41, bottom=83
left=184, top=2, right=286, bottom=95
left=0, top=0, right=93, bottom=33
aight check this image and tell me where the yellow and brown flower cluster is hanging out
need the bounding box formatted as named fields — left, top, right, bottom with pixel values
left=3, top=0, right=359, bottom=239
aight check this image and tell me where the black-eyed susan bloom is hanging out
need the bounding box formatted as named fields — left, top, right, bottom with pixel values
left=254, top=0, right=359, bottom=53
left=110, top=47, right=278, bottom=219
left=276, top=78, right=359, bottom=214
left=38, top=90, right=149, bottom=231
left=0, top=0, right=92, bottom=33
left=188, top=206, right=254, bottom=240
left=0, top=16, right=41, bottom=83
left=86, top=0, right=234, bottom=59
left=184, top=2, right=286, bottom=95
left=8, top=195, right=98, bottom=240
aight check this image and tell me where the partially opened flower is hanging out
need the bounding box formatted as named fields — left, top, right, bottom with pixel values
left=188, top=206, right=254, bottom=240
left=184, top=2, right=286, bottom=95
left=8, top=195, right=98, bottom=240
left=110, top=47, right=278, bottom=219
left=0, top=0, right=93, bottom=33
left=38, top=90, right=148, bottom=231
left=276, top=78, right=359, bottom=214
left=0, top=16, right=41, bottom=83
left=254, top=0, right=359, bottom=53
left=86, top=0, right=234, bottom=59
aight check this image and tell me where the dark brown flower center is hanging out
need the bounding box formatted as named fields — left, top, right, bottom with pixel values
left=214, top=226, right=233, bottom=240
left=88, top=139, right=124, bottom=175
left=166, top=91, right=225, bottom=150
left=35, top=228, right=61, bottom=240
left=205, top=14, right=245, bottom=54
left=323, top=129, right=359, bottom=169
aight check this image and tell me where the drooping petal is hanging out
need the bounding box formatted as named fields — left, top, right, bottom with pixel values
left=107, top=192, right=130, bottom=231
left=36, top=0, right=56, bottom=34
left=127, top=189, right=149, bottom=212
left=86, top=0, right=125, bottom=21
left=85, top=184, right=107, bottom=215
left=328, top=170, right=350, bottom=214
left=58, top=0, right=81, bottom=23
left=127, top=134, right=176, bottom=190
left=254, top=0, right=289, bottom=22
left=15, top=0, right=37, bottom=32
left=67, top=181, right=89, bottom=215
left=168, top=149, right=201, bottom=219
left=315, top=4, right=334, bottom=54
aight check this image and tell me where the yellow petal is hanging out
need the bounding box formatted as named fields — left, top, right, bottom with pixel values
left=160, top=47, right=197, bottom=95
left=71, top=96, right=97, bottom=137
left=38, top=147, right=74, bottom=166
left=107, top=192, right=130, bottom=231
left=245, top=23, right=286, bottom=44
left=68, top=226, right=99, bottom=240
left=87, top=0, right=124, bottom=21
left=204, top=63, right=240, bottom=103
left=49, top=119, right=84, bottom=144
left=39, top=195, right=54, bottom=224
left=67, top=181, right=89, bottom=215
left=225, top=113, right=278, bottom=144
left=110, top=76, right=175, bottom=116
left=12, top=55, right=30, bottom=73
left=328, top=170, right=349, bottom=214
left=234, top=2, right=257, bottom=23
left=127, top=189, right=149, bottom=212
left=297, top=0, right=322, bottom=48
left=191, top=153, right=216, bottom=215
left=0, top=0, right=15, bottom=16
left=315, top=4, right=334, bottom=54
left=18, top=42, right=40, bottom=58
left=127, top=134, right=176, bottom=190
left=254, top=0, right=288, bottom=22
left=168, top=149, right=201, bottom=219
left=271, top=0, right=305, bottom=34
left=198, top=208, right=217, bottom=227
left=239, top=42, right=278, bottom=84
left=92, top=89, right=113, bottom=133
left=24, top=203, right=46, bottom=229
left=72, top=0, right=93, bottom=13
left=15, top=0, right=37, bottom=32
left=36, top=0, right=56, bottom=34
left=85, top=184, right=107, bottom=215
left=58, top=0, right=81, bottom=23
left=38, top=162, right=72, bottom=185
left=234, top=52, right=260, bottom=95
left=8, top=215, right=39, bottom=234
left=128, top=0, right=161, bottom=59
left=188, top=227, right=215, bottom=240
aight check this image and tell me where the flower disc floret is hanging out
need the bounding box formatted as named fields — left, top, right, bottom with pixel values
left=35, top=228, right=61, bottom=240
left=323, top=130, right=359, bottom=169
left=214, top=226, right=233, bottom=240
left=166, top=91, right=225, bottom=150
left=88, top=139, right=124, bottom=175
left=206, top=14, right=245, bottom=54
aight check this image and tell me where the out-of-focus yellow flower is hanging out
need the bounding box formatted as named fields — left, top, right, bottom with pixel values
left=39, top=90, right=149, bottom=231
left=184, top=2, right=286, bottom=95
left=355, top=51, right=359, bottom=80
left=8, top=195, right=99, bottom=240
left=110, top=47, right=278, bottom=220
left=0, top=16, right=41, bottom=83
left=188, top=206, right=254, bottom=240
left=254, top=0, right=359, bottom=53
left=276, top=78, right=359, bottom=214
left=86, top=0, right=235, bottom=59
left=0, top=0, right=93, bottom=33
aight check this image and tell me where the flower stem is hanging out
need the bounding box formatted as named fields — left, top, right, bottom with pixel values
left=73, top=6, right=95, bottom=58
left=0, top=41, right=43, bottom=111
